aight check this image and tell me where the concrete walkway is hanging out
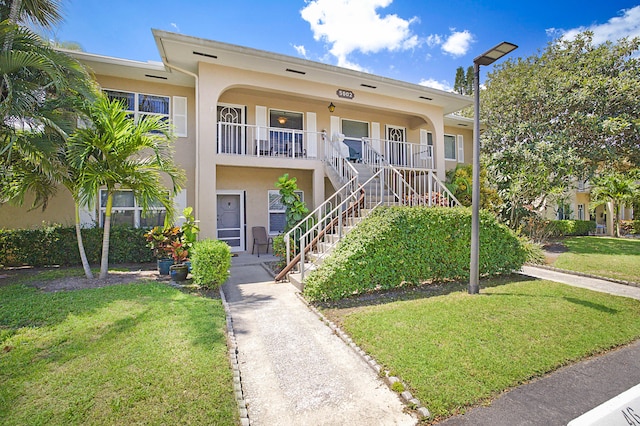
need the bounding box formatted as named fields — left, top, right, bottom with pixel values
left=439, top=265, right=640, bottom=425
left=222, top=254, right=416, bottom=426
left=521, top=265, right=640, bottom=301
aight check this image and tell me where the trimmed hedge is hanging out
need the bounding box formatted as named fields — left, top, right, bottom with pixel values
left=0, top=224, right=153, bottom=267
left=546, top=220, right=596, bottom=237
left=190, top=239, right=231, bottom=289
left=303, top=207, right=527, bottom=301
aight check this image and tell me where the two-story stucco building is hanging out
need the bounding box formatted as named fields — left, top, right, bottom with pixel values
left=0, top=29, right=476, bottom=251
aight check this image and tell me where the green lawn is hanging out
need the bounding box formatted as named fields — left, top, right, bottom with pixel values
left=326, top=278, right=640, bottom=420
left=552, top=236, right=640, bottom=282
left=0, top=277, right=237, bottom=425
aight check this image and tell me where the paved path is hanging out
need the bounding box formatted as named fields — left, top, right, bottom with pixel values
left=439, top=265, right=640, bottom=425
left=222, top=255, right=415, bottom=426
left=521, top=265, right=640, bottom=301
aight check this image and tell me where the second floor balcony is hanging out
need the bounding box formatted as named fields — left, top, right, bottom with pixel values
left=216, top=122, right=435, bottom=171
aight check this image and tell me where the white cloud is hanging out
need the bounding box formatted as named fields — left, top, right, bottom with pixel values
left=170, top=22, right=180, bottom=33
left=293, top=44, right=308, bottom=57
left=426, top=34, right=442, bottom=47
left=419, top=78, right=452, bottom=92
left=553, top=6, right=640, bottom=44
left=300, top=0, right=419, bottom=69
left=442, top=29, right=474, bottom=57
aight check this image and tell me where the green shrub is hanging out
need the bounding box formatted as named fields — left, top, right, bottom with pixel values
left=303, top=207, right=527, bottom=302
left=633, top=220, right=640, bottom=235
left=520, top=237, right=545, bottom=264
left=546, top=220, right=596, bottom=237
left=191, top=239, right=231, bottom=289
left=0, top=224, right=153, bottom=267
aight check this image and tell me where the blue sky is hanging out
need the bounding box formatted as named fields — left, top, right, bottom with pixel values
left=52, top=0, right=640, bottom=90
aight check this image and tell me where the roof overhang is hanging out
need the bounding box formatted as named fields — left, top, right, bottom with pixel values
left=152, top=29, right=472, bottom=114
left=62, top=49, right=195, bottom=87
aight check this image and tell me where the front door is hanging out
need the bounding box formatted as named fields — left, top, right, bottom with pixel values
left=218, top=105, right=245, bottom=154
left=387, top=125, right=407, bottom=166
left=217, top=192, right=245, bottom=252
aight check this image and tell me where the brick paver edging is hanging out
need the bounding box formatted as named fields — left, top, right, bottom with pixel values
left=525, top=263, right=640, bottom=288
left=295, top=291, right=431, bottom=420
left=219, top=287, right=251, bottom=426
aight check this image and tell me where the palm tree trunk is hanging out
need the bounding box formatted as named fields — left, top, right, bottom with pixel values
left=75, top=203, right=93, bottom=279
left=99, top=193, right=112, bottom=279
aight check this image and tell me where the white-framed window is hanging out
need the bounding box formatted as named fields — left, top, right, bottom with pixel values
left=99, top=189, right=166, bottom=228
left=104, top=89, right=170, bottom=125
left=577, top=204, right=585, bottom=221
left=444, top=134, right=456, bottom=160
left=268, top=189, right=303, bottom=235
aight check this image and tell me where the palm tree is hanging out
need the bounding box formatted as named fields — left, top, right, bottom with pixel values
left=68, top=95, right=185, bottom=279
left=1, top=92, right=97, bottom=278
left=0, top=0, right=95, bottom=156
left=590, top=170, right=639, bottom=237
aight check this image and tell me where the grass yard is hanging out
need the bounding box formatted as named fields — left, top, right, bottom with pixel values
left=552, top=236, right=640, bottom=282
left=0, top=275, right=237, bottom=425
left=322, top=278, right=640, bottom=420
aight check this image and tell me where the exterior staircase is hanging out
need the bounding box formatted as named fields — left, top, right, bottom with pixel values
left=275, top=138, right=460, bottom=289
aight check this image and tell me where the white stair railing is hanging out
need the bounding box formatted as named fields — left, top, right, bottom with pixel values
left=324, top=137, right=359, bottom=187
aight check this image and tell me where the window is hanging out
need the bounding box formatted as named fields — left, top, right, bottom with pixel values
left=105, top=89, right=170, bottom=125
left=99, top=189, right=166, bottom=228
left=444, top=134, right=456, bottom=160
left=577, top=204, right=585, bottom=221
left=268, top=189, right=303, bottom=235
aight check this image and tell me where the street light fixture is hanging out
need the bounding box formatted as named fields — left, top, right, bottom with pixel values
left=469, top=42, right=517, bottom=295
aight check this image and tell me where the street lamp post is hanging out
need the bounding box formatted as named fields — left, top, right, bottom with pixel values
left=469, top=41, right=518, bottom=295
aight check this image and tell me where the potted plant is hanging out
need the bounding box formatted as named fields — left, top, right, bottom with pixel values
left=144, top=226, right=182, bottom=275
left=168, top=241, right=189, bottom=282
left=180, top=207, right=200, bottom=272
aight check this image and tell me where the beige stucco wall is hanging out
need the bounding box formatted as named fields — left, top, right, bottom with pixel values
left=216, top=166, right=314, bottom=248
left=443, top=125, right=473, bottom=172
left=97, top=75, right=197, bottom=211
left=0, top=188, right=77, bottom=229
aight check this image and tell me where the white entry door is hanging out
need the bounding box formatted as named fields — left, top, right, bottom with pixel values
left=217, top=191, right=245, bottom=252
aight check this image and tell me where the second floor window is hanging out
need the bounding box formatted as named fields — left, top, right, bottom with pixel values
left=105, top=90, right=170, bottom=124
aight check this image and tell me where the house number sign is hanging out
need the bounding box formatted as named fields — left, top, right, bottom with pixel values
left=336, top=89, right=355, bottom=99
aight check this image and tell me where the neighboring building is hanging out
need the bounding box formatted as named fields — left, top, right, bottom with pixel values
left=0, top=30, right=474, bottom=251
left=542, top=179, right=634, bottom=236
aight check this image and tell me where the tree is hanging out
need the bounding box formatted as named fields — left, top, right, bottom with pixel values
left=445, top=163, right=501, bottom=213
left=453, top=66, right=465, bottom=95
left=453, top=66, right=475, bottom=96
left=481, top=32, right=640, bottom=228
left=0, top=0, right=97, bottom=277
left=589, top=170, right=639, bottom=237
left=465, top=65, right=474, bottom=96
left=0, top=95, right=97, bottom=278
left=68, top=95, right=185, bottom=279
left=0, top=1, right=95, bottom=156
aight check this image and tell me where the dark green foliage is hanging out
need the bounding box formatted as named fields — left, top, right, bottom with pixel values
left=190, top=239, right=231, bottom=289
left=546, top=220, right=596, bottom=237
left=0, top=225, right=153, bottom=267
left=303, top=207, right=527, bottom=301
left=275, top=173, right=309, bottom=232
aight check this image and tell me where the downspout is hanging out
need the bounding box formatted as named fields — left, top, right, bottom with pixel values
left=164, top=62, right=200, bottom=220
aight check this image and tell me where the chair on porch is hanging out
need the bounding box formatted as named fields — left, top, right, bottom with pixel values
left=251, top=226, right=273, bottom=257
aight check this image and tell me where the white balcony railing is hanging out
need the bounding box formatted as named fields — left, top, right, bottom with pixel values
left=217, top=122, right=324, bottom=159
left=364, top=138, right=434, bottom=170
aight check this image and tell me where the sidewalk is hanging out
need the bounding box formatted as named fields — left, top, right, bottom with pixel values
left=222, top=254, right=416, bottom=426
left=439, top=265, right=640, bottom=425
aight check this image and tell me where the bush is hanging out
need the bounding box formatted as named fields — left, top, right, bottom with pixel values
left=191, top=239, right=231, bottom=289
left=0, top=224, right=153, bottom=267
left=303, top=207, right=527, bottom=302
left=546, top=220, right=596, bottom=237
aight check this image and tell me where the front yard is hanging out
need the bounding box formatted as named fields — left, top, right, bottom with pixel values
left=0, top=271, right=237, bottom=425
left=548, top=236, right=640, bottom=282
left=320, top=276, right=640, bottom=421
